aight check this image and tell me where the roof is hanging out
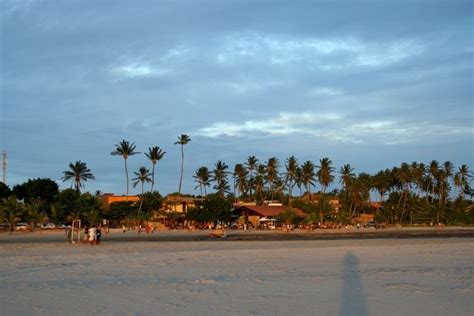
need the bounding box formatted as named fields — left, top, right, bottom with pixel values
left=234, top=205, right=306, bottom=217
left=164, top=195, right=201, bottom=204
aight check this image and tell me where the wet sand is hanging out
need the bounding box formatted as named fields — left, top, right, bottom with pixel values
left=0, top=230, right=473, bottom=315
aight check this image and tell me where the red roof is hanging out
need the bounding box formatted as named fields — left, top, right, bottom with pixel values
left=235, top=205, right=306, bottom=217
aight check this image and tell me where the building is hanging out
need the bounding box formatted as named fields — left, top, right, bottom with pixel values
left=100, top=193, right=140, bottom=211
left=161, top=195, right=202, bottom=213
left=233, top=204, right=306, bottom=228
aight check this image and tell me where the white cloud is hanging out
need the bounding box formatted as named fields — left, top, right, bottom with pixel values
left=111, top=62, right=172, bottom=78
left=307, top=87, right=342, bottom=96
left=196, top=112, right=470, bottom=145
left=216, top=33, right=423, bottom=69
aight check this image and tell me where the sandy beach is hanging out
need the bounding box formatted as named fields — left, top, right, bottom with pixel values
left=1, top=229, right=473, bottom=315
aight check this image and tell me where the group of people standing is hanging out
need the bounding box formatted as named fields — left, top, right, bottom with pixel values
left=83, top=225, right=102, bottom=245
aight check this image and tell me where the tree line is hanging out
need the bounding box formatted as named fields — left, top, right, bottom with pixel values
left=0, top=133, right=473, bottom=230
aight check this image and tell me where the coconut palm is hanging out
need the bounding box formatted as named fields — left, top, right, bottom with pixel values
left=145, top=146, right=166, bottom=192
left=454, top=164, right=472, bottom=203
left=174, top=134, right=191, bottom=194
left=284, top=156, right=298, bottom=201
left=132, top=167, right=152, bottom=217
left=233, top=164, right=248, bottom=199
left=339, top=164, right=355, bottom=192
left=245, top=156, right=258, bottom=199
left=193, top=166, right=211, bottom=196
left=301, top=161, right=315, bottom=196
left=111, top=140, right=140, bottom=196
left=295, top=166, right=303, bottom=196
left=0, top=196, right=24, bottom=234
left=213, top=161, right=230, bottom=198
left=266, top=157, right=279, bottom=200
left=317, top=157, right=335, bottom=194
left=62, top=161, right=95, bottom=193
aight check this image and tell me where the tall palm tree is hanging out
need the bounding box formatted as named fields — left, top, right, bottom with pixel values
left=454, top=164, right=472, bottom=203
left=295, top=166, right=303, bottom=196
left=132, top=167, right=152, bottom=217
left=174, top=134, right=191, bottom=194
left=339, top=164, right=355, bottom=192
left=301, top=161, right=315, bottom=197
left=193, top=166, right=211, bottom=196
left=245, top=156, right=258, bottom=199
left=233, top=164, right=248, bottom=199
left=317, top=157, right=335, bottom=194
left=213, top=161, right=230, bottom=198
left=111, top=140, right=140, bottom=196
left=284, top=156, right=298, bottom=201
left=145, top=146, right=166, bottom=192
left=62, top=161, right=95, bottom=193
left=254, top=164, right=267, bottom=204
left=266, top=157, right=279, bottom=200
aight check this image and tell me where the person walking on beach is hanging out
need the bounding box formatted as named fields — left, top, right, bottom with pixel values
left=66, top=226, right=72, bottom=243
left=84, top=226, right=89, bottom=243
left=96, top=226, right=102, bottom=244
left=89, top=225, right=97, bottom=245
left=122, top=224, right=126, bottom=233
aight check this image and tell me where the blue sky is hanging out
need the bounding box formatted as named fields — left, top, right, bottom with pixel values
left=1, top=0, right=473, bottom=195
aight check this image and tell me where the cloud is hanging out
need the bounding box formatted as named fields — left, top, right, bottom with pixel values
left=196, top=112, right=471, bottom=145
left=216, top=33, right=423, bottom=69
left=111, top=62, right=172, bottom=78
left=307, top=87, right=342, bottom=96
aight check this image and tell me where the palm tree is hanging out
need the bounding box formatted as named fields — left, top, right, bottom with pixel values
left=111, top=140, right=140, bottom=196
left=295, top=166, right=303, bottom=196
left=0, top=196, right=24, bottom=234
left=284, top=156, right=298, bottom=202
left=266, top=157, right=279, bottom=200
left=213, top=161, right=230, bottom=198
left=301, top=161, right=315, bottom=197
left=317, top=157, right=335, bottom=194
left=233, top=164, right=248, bottom=199
left=454, top=164, right=472, bottom=203
left=174, top=134, right=191, bottom=194
left=193, top=166, right=211, bottom=196
left=254, top=165, right=266, bottom=204
left=132, top=167, right=152, bottom=217
left=145, top=146, right=166, bottom=192
left=339, top=164, right=355, bottom=192
left=61, top=161, right=95, bottom=193
left=245, top=156, right=258, bottom=199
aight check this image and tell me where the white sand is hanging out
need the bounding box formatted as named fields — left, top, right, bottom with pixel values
left=0, top=233, right=473, bottom=315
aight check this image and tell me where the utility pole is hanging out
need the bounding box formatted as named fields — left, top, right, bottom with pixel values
left=1, top=149, right=6, bottom=185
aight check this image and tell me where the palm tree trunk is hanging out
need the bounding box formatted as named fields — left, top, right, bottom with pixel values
left=124, top=158, right=129, bottom=197
left=137, top=183, right=144, bottom=217
left=151, top=163, right=156, bottom=192
left=178, top=145, right=184, bottom=194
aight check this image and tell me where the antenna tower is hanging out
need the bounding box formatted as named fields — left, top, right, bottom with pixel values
left=1, top=149, right=6, bottom=185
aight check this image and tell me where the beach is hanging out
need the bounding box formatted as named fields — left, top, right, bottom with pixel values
left=1, top=230, right=473, bottom=315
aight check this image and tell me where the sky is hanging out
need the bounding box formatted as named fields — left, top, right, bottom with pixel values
left=1, top=0, right=473, bottom=196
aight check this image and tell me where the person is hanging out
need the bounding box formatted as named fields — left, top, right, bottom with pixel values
left=66, top=226, right=72, bottom=243
left=122, top=224, right=126, bottom=233
left=83, top=226, right=89, bottom=243
left=96, top=226, right=102, bottom=244
left=89, top=226, right=97, bottom=245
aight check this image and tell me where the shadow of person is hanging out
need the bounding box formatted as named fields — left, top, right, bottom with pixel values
left=340, top=251, right=368, bottom=316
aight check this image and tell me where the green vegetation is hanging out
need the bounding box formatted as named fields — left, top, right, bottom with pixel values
left=0, top=135, right=472, bottom=229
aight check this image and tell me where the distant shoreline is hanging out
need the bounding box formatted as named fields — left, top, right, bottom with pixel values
left=1, top=226, right=474, bottom=244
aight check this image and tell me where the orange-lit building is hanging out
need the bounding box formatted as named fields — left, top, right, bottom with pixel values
left=161, top=195, right=202, bottom=213
left=100, top=193, right=140, bottom=211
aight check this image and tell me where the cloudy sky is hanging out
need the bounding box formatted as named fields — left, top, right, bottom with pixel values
left=1, top=0, right=473, bottom=195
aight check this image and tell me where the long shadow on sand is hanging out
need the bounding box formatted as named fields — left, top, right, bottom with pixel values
left=340, top=252, right=368, bottom=316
